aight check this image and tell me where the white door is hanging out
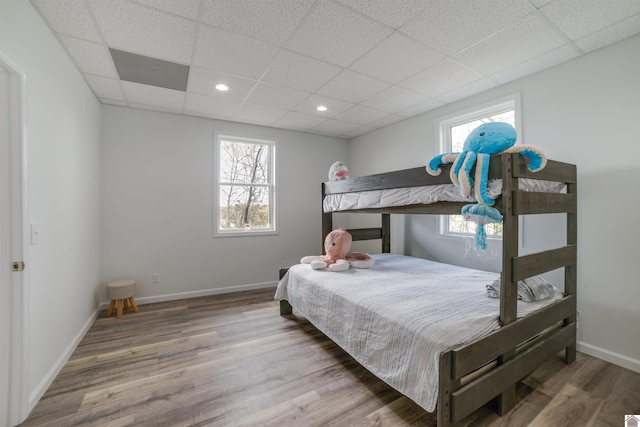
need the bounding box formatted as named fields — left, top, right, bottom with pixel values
left=0, top=66, right=12, bottom=427
left=0, top=53, right=28, bottom=427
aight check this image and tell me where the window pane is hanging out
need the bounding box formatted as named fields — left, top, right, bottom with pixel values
left=445, top=106, right=515, bottom=237
left=214, top=133, right=276, bottom=237
left=220, top=140, right=269, bottom=184
left=451, top=110, right=515, bottom=151
left=448, top=215, right=503, bottom=236
left=219, top=185, right=271, bottom=230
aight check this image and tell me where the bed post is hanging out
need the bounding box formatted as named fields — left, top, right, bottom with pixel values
left=497, top=153, right=518, bottom=414
left=499, top=154, right=518, bottom=325
left=437, top=352, right=455, bottom=427
left=382, top=213, right=391, bottom=253
left=564, top=178, right=578, bottom=364
left=279, top=268, right=293, bottom=315
left=322, top=182, right=332, bottom=254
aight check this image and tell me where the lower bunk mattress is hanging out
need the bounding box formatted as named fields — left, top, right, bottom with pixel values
left=274, top=253, right=562, bottom=412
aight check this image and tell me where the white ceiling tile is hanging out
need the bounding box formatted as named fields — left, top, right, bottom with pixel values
left=344, top=125, right=376, bottom=138
left=361, top=85, right=430, bottom=114
left=121, top=81, right=186, bottom=109
left=306, top=128, right=344, bottom=138
left=187, top=67, right=257, bottom=100
left=285, top=0, right=393, bottom=66
left=574, top=12, right=640, bottom=53
left=530, top=0, right=553, bottom=7
left=193, top=25, right=279, bottom=79
left=540, top=0, right=640, bottom=41
left=350, top=32, right=444, bottom=83
left=184, top=93, right=241, bottom=118
left=89, top=0, right=197, bottom=64
left=400, top=0, right=534, bottom=55
left=200, top=0, right=314, bottom=46
left=84, top=74, right=125, bottom=101
left=453, top=13, right=567, bottom=75
left=491, top=44, right=580, bottom=84
left=245, top=82, right=310, bottom=110
left=318, top=70, right=390, bottom=103
left=59, top=35, right=118, bottom=78
left=436, top=77, right=499, bottom=104
left=397, top=98, right=444, bottom=117
left=293, top=94, right=354, bottom=117
left=31, top=0, right=102, bottom=42
left=311, top=118, right=362, bottom=135
left=233, top=102, right=288, bottom=125
left=333, top=105, right=388, bottom=125
left=128, top=102, right=184, bottom=115
left=132, top=0, right=202, bottom=20
left=261, top=50, right=342, bottom=92
left=336, top=0, right=433, bottom=29
left=274, top=111, right=328, bottom=130
left=399, top=59, right=483, bottom=97
left=367, top=113, right=405, bottom=129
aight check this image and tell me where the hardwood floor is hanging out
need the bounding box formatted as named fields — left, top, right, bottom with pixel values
left=20, top=288, right=640, bottom=427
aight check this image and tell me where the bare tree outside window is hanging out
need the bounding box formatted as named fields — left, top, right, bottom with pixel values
left=450, top=111, right=515, bottom=152
left=216, top=135, right=275, bottom=235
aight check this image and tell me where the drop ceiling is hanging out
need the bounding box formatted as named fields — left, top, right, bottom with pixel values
left=30, top=0, right=640, bottom=139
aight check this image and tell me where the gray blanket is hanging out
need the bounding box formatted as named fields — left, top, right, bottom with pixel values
left=486, top=275, right=558, bottom=302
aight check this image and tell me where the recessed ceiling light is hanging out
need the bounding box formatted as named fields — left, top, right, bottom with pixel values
left=316, top=105, right=328, bottom=112
left=215, top=83, right=230, bottom=92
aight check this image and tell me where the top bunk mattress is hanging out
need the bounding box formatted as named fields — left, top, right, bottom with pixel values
left=324, top=178, right=564, bottom=213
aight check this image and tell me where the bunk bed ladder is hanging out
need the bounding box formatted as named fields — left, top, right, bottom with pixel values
left=494, top=153, right=578, bottom=415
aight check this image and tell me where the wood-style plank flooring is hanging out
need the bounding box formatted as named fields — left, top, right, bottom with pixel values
left=19, top=288, right=640, bottom=426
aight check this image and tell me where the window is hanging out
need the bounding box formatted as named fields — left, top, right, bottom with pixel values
left=436, top=94, right=521, bottom=238
left=214, top=133, right=276, bottom=236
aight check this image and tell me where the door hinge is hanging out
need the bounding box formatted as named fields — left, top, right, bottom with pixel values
left=12, top=261, right=25, bottom=272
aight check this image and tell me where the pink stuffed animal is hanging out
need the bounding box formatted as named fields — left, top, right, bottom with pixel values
left=301, top=228, right=374, bottom=271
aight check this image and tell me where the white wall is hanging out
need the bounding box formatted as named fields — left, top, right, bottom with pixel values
left=101, top=106, right=348, bottom=301
left=0, top=0, right=102, bottom=421
left=348, top=35, right=640, bottom=371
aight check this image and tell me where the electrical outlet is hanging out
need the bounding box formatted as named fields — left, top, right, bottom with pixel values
left=153, top=273, right=160, bottom=283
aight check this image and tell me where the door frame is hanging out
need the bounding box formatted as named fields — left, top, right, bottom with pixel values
left=1, top=50, right=30, bottom=427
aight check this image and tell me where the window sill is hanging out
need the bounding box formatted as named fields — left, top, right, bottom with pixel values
left=214, top=229, right=278, bottom=238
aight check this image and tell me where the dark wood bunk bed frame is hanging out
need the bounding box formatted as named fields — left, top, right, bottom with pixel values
left=279, top=152, right=577, bottom=426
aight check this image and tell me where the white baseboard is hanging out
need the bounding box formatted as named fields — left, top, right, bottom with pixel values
left=98, top=281, right=279, bottom=310
left=578, top=341, right=640, bottom=374
left=28, top=305, right=101, bottom=411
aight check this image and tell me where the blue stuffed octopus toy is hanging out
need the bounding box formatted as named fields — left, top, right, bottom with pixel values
left=426, top=122, right=547, bottom=251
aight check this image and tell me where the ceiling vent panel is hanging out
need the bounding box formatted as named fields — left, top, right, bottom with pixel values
left=110, top=48, right=189, bottom=91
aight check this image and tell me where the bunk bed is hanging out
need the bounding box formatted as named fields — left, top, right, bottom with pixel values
left=275, top=153, right=577, bottom=426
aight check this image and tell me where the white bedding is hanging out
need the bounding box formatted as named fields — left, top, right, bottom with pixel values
left=323, top=178, right=564, bottom=212
left=274, top=253, right=562, bottom=412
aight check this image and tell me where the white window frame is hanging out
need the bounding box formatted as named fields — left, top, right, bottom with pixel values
left=435, top=93, right=521, bottom=239
left=213, top=132, right=277, bottom=237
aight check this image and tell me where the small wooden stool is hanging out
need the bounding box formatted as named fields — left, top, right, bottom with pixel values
left=107, top=279, right=138, bottom=318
